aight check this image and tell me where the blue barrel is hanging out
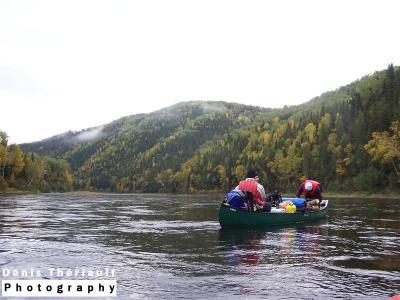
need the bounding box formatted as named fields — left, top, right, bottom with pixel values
left=282, top=197, right=306, bottom=208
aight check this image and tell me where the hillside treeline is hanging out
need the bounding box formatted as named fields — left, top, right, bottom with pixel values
left=0, top=132, right=73, bottom=192
left=172, top=65, right=400, bottom=193
left=21, top=65, right=400, bottom=194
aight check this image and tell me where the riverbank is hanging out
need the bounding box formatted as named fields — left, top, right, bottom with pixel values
left=1, top=189, right=400, bottom=199
left=323, top=192, right=400, bottom=199
left=0, top=187, right=33, bottom=194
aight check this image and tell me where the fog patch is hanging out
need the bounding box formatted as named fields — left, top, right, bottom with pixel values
left=74, top=126, right=105, bottom=142
left=200, top=102, right=227, bottom=114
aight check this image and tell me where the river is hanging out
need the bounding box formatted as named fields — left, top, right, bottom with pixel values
left=0, top=193, right=399, bottom=299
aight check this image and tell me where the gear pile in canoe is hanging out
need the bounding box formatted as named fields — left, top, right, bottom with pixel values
left=219, top=192, right=329, bottom=228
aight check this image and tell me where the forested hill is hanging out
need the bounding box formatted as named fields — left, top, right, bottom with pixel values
left=22, top=65, right=400, bottom=193
left=21, top=102, right=272, bottom=191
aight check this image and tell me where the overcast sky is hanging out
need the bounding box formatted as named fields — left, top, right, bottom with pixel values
left=1, top=0, right=400, bottom=144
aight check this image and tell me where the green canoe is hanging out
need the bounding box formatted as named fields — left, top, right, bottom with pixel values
left=218, top=200, right=329, bottom=228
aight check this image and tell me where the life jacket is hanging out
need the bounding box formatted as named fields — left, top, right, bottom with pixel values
left=239, top=179, right=263, bottom=206
left=304, top=180, right=320, bottom=197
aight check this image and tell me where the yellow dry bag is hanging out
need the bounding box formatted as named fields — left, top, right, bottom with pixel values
left=285, top=202, right=296, bottom=213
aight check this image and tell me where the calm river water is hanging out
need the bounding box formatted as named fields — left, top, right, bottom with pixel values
left=0, top=193, right=399, bottom=299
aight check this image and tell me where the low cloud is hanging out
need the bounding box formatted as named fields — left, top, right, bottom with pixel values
left=201, top=102, right=227, bottom=114
left=73, top=126, right=105, bottom=142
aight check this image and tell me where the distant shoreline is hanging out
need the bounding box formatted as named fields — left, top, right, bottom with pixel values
left=322, top=192, right=400, bottom=200
left=1, top=189, right=400, bottom=200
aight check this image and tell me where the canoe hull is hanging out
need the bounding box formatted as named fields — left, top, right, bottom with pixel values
left=218, top=202, right=327, bottom=228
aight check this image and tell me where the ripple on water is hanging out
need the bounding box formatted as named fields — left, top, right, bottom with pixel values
left=0, top=194, right=399, bottom=298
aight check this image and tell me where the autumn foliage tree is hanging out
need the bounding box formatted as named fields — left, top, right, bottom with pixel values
left=365, top=121, right=400, bottom=180
left=0, top=131, right=73, bottom=192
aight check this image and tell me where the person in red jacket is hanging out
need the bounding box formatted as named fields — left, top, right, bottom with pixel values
left=295, top=179, right=322, bottom=210
left=235, top=170, right=270, bottom=211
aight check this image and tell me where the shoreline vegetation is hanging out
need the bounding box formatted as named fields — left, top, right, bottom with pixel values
left=1, top=188, right=399, bottom=200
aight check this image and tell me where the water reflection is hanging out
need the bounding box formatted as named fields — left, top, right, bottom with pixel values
left=219, top=228, right=267, bottom=267
left=218, top=224, right=325, bottom=270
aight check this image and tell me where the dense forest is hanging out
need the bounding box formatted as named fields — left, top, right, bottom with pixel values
left=20, top=65, right=400, bottom=194
left=0, top=131, right=73, bottom=192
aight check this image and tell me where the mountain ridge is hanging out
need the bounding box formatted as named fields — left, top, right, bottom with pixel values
left=21, top=66, right=400, bottom=193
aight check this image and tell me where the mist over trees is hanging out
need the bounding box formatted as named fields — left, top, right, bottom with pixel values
left=18, top=65, right=400, bottom=194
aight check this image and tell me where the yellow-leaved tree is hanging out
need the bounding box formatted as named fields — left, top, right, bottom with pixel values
left=364, top=121, right=400, bottom=179
left=6, top=144, right=25, bottom=181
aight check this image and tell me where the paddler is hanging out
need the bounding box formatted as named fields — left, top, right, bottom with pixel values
left=295, top=179, right=322, bottom=210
